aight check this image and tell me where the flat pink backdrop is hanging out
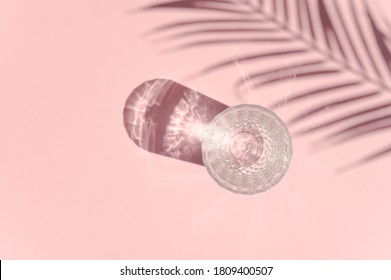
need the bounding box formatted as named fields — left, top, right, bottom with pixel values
left=0, top=0, right=390, bottom=259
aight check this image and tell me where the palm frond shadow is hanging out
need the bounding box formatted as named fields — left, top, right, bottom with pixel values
left=141, top=0, right=391, bottom=170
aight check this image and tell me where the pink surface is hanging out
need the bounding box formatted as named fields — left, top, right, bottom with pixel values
left=1, top=0, right=391, bottom=259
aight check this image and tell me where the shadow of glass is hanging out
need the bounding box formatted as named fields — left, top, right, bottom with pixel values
left=123, top=79, right=228, bottom=165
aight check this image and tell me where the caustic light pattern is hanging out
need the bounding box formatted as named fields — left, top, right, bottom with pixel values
left=202, top=104, right=293, bottom=194
left=123, top=79, right=227, bottom=165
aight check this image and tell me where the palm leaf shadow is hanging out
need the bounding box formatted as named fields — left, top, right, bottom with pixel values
left=140, top=0, right=391, bottom=170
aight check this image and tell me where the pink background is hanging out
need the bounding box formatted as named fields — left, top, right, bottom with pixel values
left=1, top=0, right=390, bottom=259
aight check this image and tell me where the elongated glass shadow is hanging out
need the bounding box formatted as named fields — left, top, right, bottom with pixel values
left=123, top=79, right=228, bottom=165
